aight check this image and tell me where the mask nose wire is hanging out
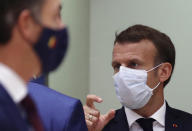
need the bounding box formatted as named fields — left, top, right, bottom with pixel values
left=146, top=63, right=163, bottom=72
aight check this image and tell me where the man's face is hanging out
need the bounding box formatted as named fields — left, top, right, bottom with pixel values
left=112, top=40, right=160, bottom=89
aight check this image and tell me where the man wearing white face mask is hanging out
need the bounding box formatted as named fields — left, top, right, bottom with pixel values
left=84, top=24, right=192, bottom=131
left=114, top=64, right=162, bottom=110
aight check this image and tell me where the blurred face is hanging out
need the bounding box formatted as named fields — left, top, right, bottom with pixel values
left=30, top=0, right=68, bottom=74
left=20, top=0, right=64, bottom=45
left=40, top=0, right=64, bottom=29
left=20, top=0, right=66, bottom=74
left=112, top=40, right=160, bottom=89
left=6, top=0, right=67, bottom=77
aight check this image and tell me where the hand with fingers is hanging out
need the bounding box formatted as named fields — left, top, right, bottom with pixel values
left=83, top=94, right=116, bottom=131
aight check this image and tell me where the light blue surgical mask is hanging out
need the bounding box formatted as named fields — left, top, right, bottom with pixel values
left=113, top=64, right=162, bottom=109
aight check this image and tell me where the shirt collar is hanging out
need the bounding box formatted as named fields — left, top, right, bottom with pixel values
left=150, top=101, right=166, bottom=126
left=0, top=63, right=27, bottom=103
left=125, top=106, right=143, bottom=127
left=125, top=101, right=166, bottom=127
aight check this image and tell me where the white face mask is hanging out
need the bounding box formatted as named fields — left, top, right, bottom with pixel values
left=113, top=64, right=162, bottom=109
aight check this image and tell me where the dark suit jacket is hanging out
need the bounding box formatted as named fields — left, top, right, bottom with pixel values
left=28, top=82, right=88, bottom=131
left=103, top=104, right=192, bottom=131
left=0, top=84, right=29, bottom=131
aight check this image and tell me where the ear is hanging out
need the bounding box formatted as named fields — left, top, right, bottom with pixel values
left=158, top=62, right=172, bottom=83
left=17, top=10, right=41, bottom=45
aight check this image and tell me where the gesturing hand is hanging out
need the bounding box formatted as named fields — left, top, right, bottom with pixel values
left=83, top=95, right=115, bottom=131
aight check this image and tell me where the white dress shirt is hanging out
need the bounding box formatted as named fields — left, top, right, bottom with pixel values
left=125, top=101, right=166, bottom=131
left=0, top=63, right=27, bottom=104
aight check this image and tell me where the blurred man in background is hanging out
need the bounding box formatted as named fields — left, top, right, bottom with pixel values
left=0, top=0, right=87, bottom=130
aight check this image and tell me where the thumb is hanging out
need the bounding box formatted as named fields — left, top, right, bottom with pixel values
left=102, top=109, right=116, bottom=126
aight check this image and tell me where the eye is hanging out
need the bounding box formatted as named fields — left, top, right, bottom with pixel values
left=113, top=64, right=121, bottom=72
left=128, top=62, right=138, bottom=69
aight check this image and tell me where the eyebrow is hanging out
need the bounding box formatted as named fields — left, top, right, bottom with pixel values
left=111, top=57, right=143, bottom=66
left=111, top=61, right=119, bottom=67
left=128, top=58, right=143, bottom=63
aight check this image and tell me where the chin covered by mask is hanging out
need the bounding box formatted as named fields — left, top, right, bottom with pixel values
left=113, top=64, right=162, bottom=109
left=33, top=27, right=69, bottom=74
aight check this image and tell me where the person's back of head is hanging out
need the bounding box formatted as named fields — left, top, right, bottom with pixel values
left=0, top=0, right=44, bottom=44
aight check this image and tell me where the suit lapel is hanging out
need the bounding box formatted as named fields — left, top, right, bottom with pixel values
left=165, top=103, right=182, bottom=131
left=112, top=107, right=129, bottom=131
left=0, top=84, right=28, bottom=130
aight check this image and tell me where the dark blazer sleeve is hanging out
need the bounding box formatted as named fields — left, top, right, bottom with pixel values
left=65, top=100, right=88, bottom=131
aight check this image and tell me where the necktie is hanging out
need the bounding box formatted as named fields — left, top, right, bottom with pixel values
left=136, top=118, right=155, bottom=131
left=20, top=95, right=44, bottom=131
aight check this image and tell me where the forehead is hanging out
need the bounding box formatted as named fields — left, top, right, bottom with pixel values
left=112, top=40, right=157, bottom=63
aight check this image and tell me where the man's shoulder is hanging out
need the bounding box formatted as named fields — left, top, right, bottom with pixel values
left=169, top=106, right=192, bottom=115
left=167, top=104, right=192, bottom=121
left=28, top=82, right=80, bottom=105
left=165, top=104, right=192, bottom=130
left=28, top=82, right=86, bottom=131
left=28, top=82, right=82, bottom=115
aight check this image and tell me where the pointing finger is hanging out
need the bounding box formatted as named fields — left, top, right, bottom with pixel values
left=86, top=94, right=103, bottom=108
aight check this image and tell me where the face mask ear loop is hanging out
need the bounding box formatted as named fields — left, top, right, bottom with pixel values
left=151, top=82, right=161, bottom=95
left=147, top=63, right=163, bottom=73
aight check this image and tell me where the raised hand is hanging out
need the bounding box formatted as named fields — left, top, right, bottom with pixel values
left=83, top=94, right=115, bottom=131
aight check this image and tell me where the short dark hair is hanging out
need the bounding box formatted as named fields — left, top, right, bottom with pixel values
left=114, top=24, right=175, bottom=87
left=0, top=0, right=44, bottom=44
